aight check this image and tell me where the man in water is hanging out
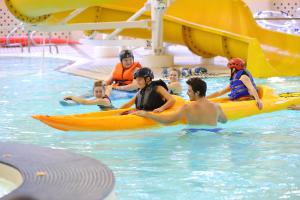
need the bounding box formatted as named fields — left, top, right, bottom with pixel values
left=134, top=77, right=227, bottom=126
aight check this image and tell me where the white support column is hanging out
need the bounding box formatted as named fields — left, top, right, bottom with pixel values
left=151, top=0, right=166, bottom=55
left=141, top=0, right=174, bottom=68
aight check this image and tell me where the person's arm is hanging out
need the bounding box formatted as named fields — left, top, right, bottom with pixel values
left=64, top=96, right=111, bottom=106
left=120, top=96, right=137, bottom=109
left=105, top=85, right=112, bottom=97
left=105, top=72, right=114, bottom=85
left=113, top=80, right=139, bottom=91
left=207, top=85, right=231, bottom=99
left=153, top=86, right=176, bottom=113
left=105, top=76, right=113, bottom=86
left=217, top=104, right=227, bottom=123
left=134, top=104, right=187, bottom=124
left=240, top=75, right=263, bottom=110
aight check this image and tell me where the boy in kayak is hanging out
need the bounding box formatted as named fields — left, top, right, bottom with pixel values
left=105, top=49, right=141, bottom=91
left=207, top=58, right=263, bottom=110
left=134, top=77, right=227, bottom=126
left=120, top=67, right=175, bottom=113
left=168, top=68, right=182, bottom=95
left=64, top=81, right=113, bottom=110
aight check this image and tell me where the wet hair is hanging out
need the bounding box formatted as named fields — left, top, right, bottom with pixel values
left=186, top=77, right=207, bottom=97
left=170, top=68, right=180, bottom=78
left=93, top=80, right=105, bottom=91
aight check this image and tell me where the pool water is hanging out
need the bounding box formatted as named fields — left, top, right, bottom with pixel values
left=0, top=56, right=300, bottom=199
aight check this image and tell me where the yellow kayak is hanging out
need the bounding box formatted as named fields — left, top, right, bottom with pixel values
left=32, top=86, right=300, bottom=131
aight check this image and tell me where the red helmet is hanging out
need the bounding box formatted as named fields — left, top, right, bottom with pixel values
left=227, top=58, right=245, bottom=71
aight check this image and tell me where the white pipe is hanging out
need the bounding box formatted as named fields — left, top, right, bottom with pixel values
left=29, top=31, right=38, bottom=46
left=80, top=38, right=150, bottom=47
left=26, top=20, right=151, bottom=32
left=6, top=22, right=23, bottom=44
left=58, top=7, right=88, bottom=24
left=88, top=31, right=98, bottom=39
left=106, top=1, right=151, bottom=39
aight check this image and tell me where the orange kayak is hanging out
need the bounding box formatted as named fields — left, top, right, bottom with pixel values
left=32, top=86, right=300, bottom=131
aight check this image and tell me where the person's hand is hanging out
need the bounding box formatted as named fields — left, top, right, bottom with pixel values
left=64, top=96, right=73, bottom=101
left=288, top=104, right=299, bottom=110
left=120, top=109, right=136, bottom=115
left=106, top=85, right=113, bottom=90
left=113, top=85, right=123, bottom=90
left=256, top=99, right=263, bottom=110
left=153, top=107, right=164, bottom=113
left=133, top=110, right=148, bottom=117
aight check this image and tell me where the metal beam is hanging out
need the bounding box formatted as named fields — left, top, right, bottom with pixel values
left=25, top=20, right=151, bottom=32
left=58, top=7, right=88, bottom=24
left=80, top=38, right=151, bottom=47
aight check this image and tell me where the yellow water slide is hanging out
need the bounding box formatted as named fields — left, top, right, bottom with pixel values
left=5, top=0, right=300, bottom=77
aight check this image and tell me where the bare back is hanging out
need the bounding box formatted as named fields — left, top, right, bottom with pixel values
left=184, top=99, right=225, bottom=126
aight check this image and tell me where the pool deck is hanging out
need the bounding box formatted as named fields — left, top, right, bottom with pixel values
left=0, top=44, right=229, bottom=80
left=0, top=143, right=116, bottom=200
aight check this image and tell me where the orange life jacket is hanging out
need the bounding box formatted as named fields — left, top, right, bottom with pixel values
left=112, top=62, right=141, bottom=86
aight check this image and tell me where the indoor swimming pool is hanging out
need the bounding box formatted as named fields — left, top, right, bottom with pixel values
left=0, top=56, right=299, bottom=200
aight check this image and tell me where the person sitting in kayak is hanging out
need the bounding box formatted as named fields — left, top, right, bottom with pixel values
left=134, top=77, right=227, bottom=126
left=105, top=49, right=141, bottom=91
left=168, top=68, right=182, bottom=95
left=120, top=67, right=175, bottom=113
left=207, top=58, right=263, bottom=110
left=64, top=80, right=113, bottom=110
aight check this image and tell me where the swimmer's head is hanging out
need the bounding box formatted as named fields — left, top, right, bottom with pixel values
left=134, top=67, right=154, bottom=89
left=119, top=50, right=134, bottom=69
left=93, top=80, right=105, bottom=98
left=169, top=68, right=180, bottom=82
left=186, top=77, right=207, bottom=100
left=227, top=58, right=245, bottom=71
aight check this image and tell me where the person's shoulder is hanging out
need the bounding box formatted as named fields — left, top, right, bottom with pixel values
left=96, top=97, right=109, bottom=102
left=102, top=96, right=110, bottom=100
left=114, top=63, right=122, bottom=69
left=213, top=103, right=223, bottom=111
left=205, top=100, right=218, bottom=108
left=169, top=81, right=181, bottom=86
left=94, top=97, right=102, bottom=102
left=154, top=80, right=168, bottom=90
left=239, top=73, right=251, bottom=82
left=188, top=101, right=199, bottom=108
left=179, top=103, right=190, bottom=112
left=240, top=70, right=250, bottom=77
left=156, top=85, right=168, bottom=93
left=188, top=101, right=204, bottom=111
